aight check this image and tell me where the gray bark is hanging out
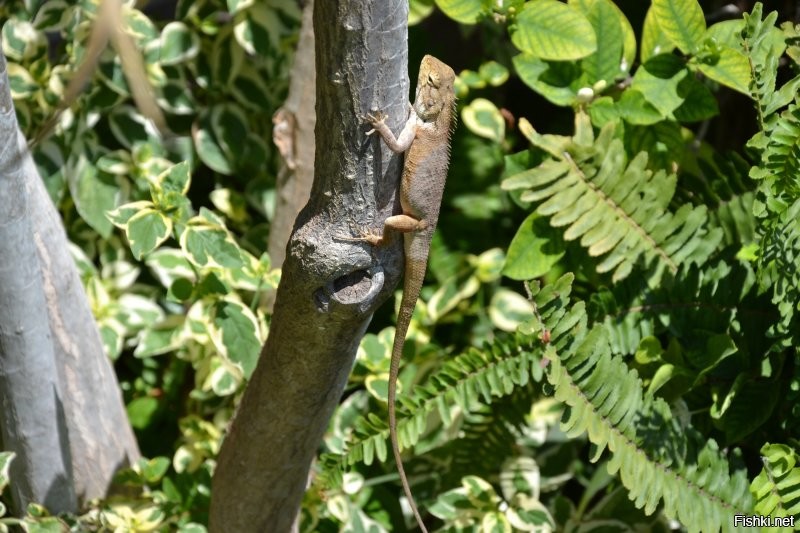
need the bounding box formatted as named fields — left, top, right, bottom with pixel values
left=0, top=45, right=77, bottom=515
left=268, top=0, right=316, bottom=270
left=210, top=0, right=410, bottom=530
left=0, top=45, right=139, bottom=515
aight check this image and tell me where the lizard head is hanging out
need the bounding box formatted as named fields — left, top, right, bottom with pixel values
left=414, top=55, right=456, bottom=123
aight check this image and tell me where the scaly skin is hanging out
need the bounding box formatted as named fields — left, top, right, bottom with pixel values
left=363, top=55, right=456, bottom=533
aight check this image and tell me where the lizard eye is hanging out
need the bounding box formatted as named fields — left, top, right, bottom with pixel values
left=427, top=72, right=440, bottom=88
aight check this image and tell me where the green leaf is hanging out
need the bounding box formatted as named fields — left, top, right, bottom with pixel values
left=461, top=98, right=505, bottom=143
left=160, top=21, right=199, bottom=65
left=695, top=46, right=751, bottom=95
left=631, top=54, right=688, bottom=118
left=435, top=0, right=482, bottom=24
left=126, top=208, right=173, bottom=260
left=651, top=0, right=706, bottom=54
left=209, top=299, right=262, bottom=378
left=513, top=53, right=580, bottom=106
left=127, top=397, right=159, bottom=430
left=581, top=0, right=625, bottom=84
left=641, top=5, right=675, bottom=62
left=616, top=89, right=666, bottom=125
left=510, top=1, right=597, bottom=61
left=409, top=0, right=435, bottom=25
left=140, top=457, right=170, bottom=484
left=673, top=77, right=719, bottom=122
left=503, top=212, right=564, bottom=280
left=70, top=156, right=118, bottom=238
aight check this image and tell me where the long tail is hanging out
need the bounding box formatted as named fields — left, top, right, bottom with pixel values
left=389, top=255, right=429, bottom=533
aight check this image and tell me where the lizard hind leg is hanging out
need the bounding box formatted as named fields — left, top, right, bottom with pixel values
left=384, top=214, right=427, bottom=233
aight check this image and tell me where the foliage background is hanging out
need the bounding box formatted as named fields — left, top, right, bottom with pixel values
left=1, top=0, right=799, bottom=531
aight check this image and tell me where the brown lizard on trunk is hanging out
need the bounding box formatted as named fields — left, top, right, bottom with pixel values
left=359, top=54, right=456, bottom=533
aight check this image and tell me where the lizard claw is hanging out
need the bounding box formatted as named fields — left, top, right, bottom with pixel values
left=334, top=227, right=384, bottom=245
left=362, top=110, right=388, bottom=136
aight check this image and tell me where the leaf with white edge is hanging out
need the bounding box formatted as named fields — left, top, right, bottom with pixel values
left=210, top=29, right=244, bottom=87
left=471, top=247, right=505, bottom=283
left=0, top=451, right=14, bottom=492
left=180, top=220, right=244, bottom=269
left=209, top=299, right=261, bottom=378
left=7, top=63, right=38, bottom=98
left=116, top=294, right=165, bottom=332
left=208, top=364, right=240, bottom=396
left=134, top=315, right=185, bottom=357
left=511, top=1, right=597, bottom=61
left=160, top=21, right=199, bottom=65
left=2, top=19, right=47, bottom=61
left=462, top=98, right=505, bottom=143
left=211, top=104, right=249, bottom=164
left=126, top=208, right=173, bottom=260
left=489, top=289, right=534, bottom=332
left=227, top=0, right=255, bottom=13
left=479, top=61, right=509, bottom=86
left=695, top=46, right=751, bottom=95
left=97, top=150, right=133, bottom=175
left=435, top=0, right=482, bottom=24
left=156, top=161, right=192, bottom=196
left=158, top=80, right=197, bottom=115
left=641, top=6, right=675, bottom=62
left=428, top=275, right=480, bottom=323
left=145, top=248, right=196, bottom=288
left=33, top=0, right=72, bottom=31
left=108, top=201, right=155, bottom=228
left=651, top=0, right=705, bottom=55
left=122, top=5, right=159, bottom=46
left=109, top=105, right=158, bottom=149
left=193, top=110, right=232, bottom=174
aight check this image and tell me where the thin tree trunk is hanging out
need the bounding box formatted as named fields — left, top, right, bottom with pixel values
left=0, top=45, right=77, bottom=515
left=0, top=44, right=139, bottom=514
left=210, top=0, right=410, bottom=530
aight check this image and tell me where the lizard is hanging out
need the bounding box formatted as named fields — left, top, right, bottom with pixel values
left=357, top=54, right=456, bottom=533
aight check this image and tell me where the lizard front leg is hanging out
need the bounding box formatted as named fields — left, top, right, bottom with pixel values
left=364, top=105, right=418, bottom=154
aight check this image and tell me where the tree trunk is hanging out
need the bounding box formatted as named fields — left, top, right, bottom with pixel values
left=210, top=0, right=410, bottom=530
left=0, top=44, right=139, bottom=515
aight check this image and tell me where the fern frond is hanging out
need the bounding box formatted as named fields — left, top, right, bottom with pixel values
left=750, top=443, right=800, bottom=519
left=523, top=275, right=756, bottom=531
left=503, top=114, right=722, bottom=285
left=318, top=331, right=549, bottom=489
left=547, top=324, right=755, bottom=532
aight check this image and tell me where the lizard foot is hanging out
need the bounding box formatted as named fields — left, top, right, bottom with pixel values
left=361, top=110, right=388, bottom=136
left=334, top=227, right=384, bottom=246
